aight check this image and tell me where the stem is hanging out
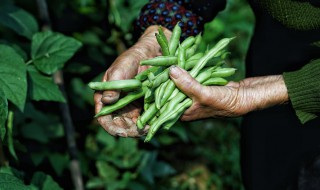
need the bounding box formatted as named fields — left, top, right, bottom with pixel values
left=25, top=60, right=33, bottom=65
left=36, top=1, right=84, bottom=189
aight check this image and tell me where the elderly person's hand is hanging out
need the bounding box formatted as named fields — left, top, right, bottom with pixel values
left=169, top=66, right=289, bottom=121
left=94, top=26, right=171, bottom=137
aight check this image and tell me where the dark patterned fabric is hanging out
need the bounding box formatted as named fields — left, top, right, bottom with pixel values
left=134, top=0, right=204, bottom=39
left=134, top=0, right=227, bottom=39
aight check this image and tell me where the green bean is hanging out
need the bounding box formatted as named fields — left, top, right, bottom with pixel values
left=177, top=46, right=186, bottom=69
left=158, top=26, right=168, bottom=46
left=158, top=100, right=169, bottom=116
left=211, top=68, right=236, bottom=77
left=147, top=68, right=169, bottom=89
left=137, top=103, right=159, bottom=129
left=184, top=52, right=204, bottom=70
left=185, top=59, right=200, bottom=70
left=95, top=86, right=147, bottom=117
left=159, top=80, right=176, bottom=107
left=169, top=23, right=182, bottom=55
left=156, top=33, right=170, bottom=56
left=186, top=33, right=202, bottom=59
left=187, top=52, right=204, bottom=61
left=88, top=79, right=142, bottom=91
left=189, top=37, right=234, bottom=78
left=181, top=36, right=195, bottom=49
left=144, top=102, right=150, bottom=111
left=148, top=72, right=155, bottom=81
left=168, top=88, right=179, bottom=101
left=144, top=88, right=154, bottom=103
left=135, top=66, right=159, bottom=81
left=145, top=98, right=192, bottom=142
left=163, top=111, right=183, bottom=130
left=140, top=56, right=177, bottom=66
left=202, top=77, right=228, bottom=86
left=155, top=80, right=169, bottom=109
left=149, top=115, right=158, bottom=126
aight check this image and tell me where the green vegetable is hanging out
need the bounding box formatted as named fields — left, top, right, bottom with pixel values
left=168, top=23, right=182, bottom=55
left=140, top=56, right=177, bottom=66
left=156, top=27, right=170, bottom=56
left=94, top=86, right=147, bottom=117
left=90, top=23, right=236, bottom=142
left=88, top=79, right=142, bottom=91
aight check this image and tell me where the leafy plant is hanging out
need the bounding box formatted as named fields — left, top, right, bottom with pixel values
left=0, top=1, right=81, bottom=188
left=0, top=0, right=254, bottom=189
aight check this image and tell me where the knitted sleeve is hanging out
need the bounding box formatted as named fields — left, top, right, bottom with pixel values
left=283, top=58, right=320, bottom=124
left=134, top=0, right=227, bottom=39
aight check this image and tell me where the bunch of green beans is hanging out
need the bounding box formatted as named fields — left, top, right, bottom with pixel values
left=89, top=24, right=236, bottom=142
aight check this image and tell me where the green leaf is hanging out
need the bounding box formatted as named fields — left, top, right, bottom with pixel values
left=30, top=152, right=46, bottom=166
left=31, top=31, right=82, bottom=74
left=0, top=173, right=33, bottom=190
left=0, top=41, right=28, bottom=61
left=152, top=161, right=176, bottom=177
left=31, top=172, right=63, bottom=190
left=96, top=161, right=119, bottom=182
left=0, top=5, right=39, bottom=39
left=27, top=66, right=66, bottom=102
left=0, top=88, right=8, bottom=141
left=19, top=103, right=64, bottom=143
left=96, top=127, right=116, bottom=149
left=0, top=45, right=27, bottom=111
left=86, top=177, right=105, bottom=189
left=48, top=153, right=68, bottom=176
left=20, top=121, right=64, bottom=143
left=0, top=166, right=25, bottom=180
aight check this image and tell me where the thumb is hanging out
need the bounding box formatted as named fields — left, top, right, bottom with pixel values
left=169, top=66, right=203, bottom=99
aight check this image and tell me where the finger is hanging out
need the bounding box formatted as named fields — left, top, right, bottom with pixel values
left=101, top=67, right=132, bottom=104
left=94, top=91, right=104, bottom=114
left=169, top=66, right=203, bottom=99
left=101, top=90, right=120, bottom=104
left=97, top=115, right=128, bottom=137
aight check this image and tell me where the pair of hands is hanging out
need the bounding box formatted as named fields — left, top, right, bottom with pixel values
left=94, top=26, right=289, bottom=137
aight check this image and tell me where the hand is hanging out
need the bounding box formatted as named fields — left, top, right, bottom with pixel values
left=169, top=66, right=289, bottom=121
left=94, top=26, right=172, bottom=137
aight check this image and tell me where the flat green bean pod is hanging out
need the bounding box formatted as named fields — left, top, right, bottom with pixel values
left=156, top=32, right=170, bottom=56
left=95, top=87, right=147, bottom=117
left=202, top=77, right=228, bottom=86
left=140, top=56, right=177, bottom=66
left=88, top=79, right=142, bottom=91
left=169, top=23, right=182, bottom=55
left=135, top=66, right=159, bottom=81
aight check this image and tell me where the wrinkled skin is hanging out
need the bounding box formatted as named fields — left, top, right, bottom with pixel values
left=169, top=66, right=289, bottom=121
left=94, top=26, right=171, bottom=137
left=94, top=25, right=289, bottom=138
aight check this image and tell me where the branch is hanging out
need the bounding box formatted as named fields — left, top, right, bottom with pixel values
left=35, top=0, right=84, bottom=189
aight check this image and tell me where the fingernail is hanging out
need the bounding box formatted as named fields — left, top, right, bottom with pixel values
left=170, top=66, right=182, bottom=79
left=103, top=93, right=113, bottom=98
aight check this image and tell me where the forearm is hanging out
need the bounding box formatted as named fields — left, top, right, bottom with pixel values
left=237, top=75, right=289, bottom=113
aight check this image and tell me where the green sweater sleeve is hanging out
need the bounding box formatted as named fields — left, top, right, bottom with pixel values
left=283, top=58, right=320, bottom=124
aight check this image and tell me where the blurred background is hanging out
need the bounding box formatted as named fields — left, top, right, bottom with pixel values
left=0, top=0, right=255, bottom=189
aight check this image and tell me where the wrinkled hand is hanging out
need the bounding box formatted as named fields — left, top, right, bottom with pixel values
left=169, top=66, right=289, bottom=121
left=94, top=26, right=171, bottom=137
